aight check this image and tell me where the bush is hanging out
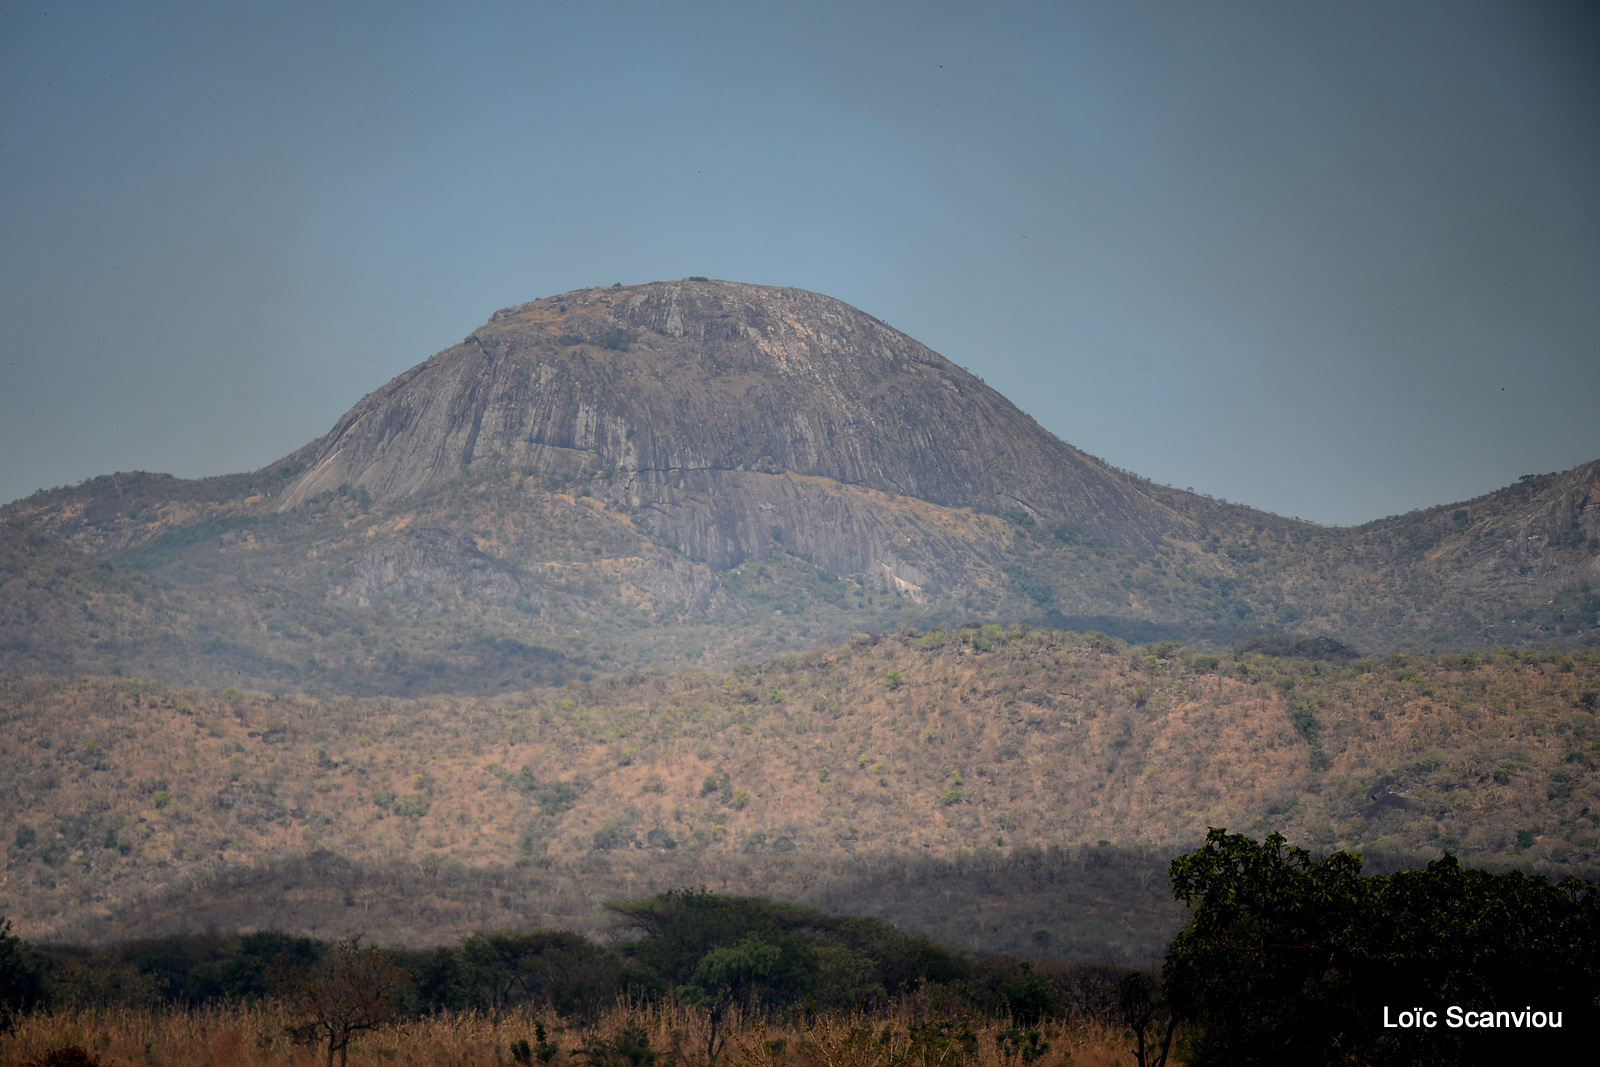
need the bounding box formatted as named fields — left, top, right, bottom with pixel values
left=460, top=929, right=619, bottom=1021
left=596, top=329, right=638, bottom=351
left=391, top=794, right=431, bottom=818
left=604, top=889, right=968, bottom=1015
left=995, top=961, right=1057, bottom=1025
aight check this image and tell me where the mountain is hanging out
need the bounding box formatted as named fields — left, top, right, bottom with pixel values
left=2, top=280, right=1598, bottom=959
left=2, top=279, right=1598, bottom=695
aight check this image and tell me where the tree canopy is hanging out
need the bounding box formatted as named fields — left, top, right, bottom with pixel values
left=1161, top=828, right=1599, bottom=1066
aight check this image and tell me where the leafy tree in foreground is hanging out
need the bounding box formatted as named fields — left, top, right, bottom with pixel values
left=605, top=888, right=970, bottom=1011
left=605, top=889, right=977, bottom=1063
left=0, top=917, right=44, bottom=1033
left=458, top=928, right=618, bottom=1022
left=1161, top=829, right=1600, bottom=1066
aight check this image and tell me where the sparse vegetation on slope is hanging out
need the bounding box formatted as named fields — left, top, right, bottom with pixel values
left=3, top=630, right=1594, bottom=951
left=998, top=460, right=1600, bottom=652
left=8, top=459, right=1597, bottom=702
left=3, top=470, right=983, bottom=694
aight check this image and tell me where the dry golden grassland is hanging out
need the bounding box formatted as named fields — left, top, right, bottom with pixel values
left=0, top=1001, right=1130, bottom=1067
left=3, top=628, right=1596, bottom=943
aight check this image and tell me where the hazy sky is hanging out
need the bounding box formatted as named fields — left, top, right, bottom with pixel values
left=2, top=1, right=1596, bottom=525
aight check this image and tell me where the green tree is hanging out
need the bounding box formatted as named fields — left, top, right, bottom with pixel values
left=607, top=890, right=966, bottom=1010
left=1161, top=828, right=1600, bottom=1066
left=0, top=918, right=44, bottom=1033
left=683, top=935, right=782, bottom=1062
left=995, top=961, right=1057, bottom=1026
left=459, top=928, right=618, bottom=1021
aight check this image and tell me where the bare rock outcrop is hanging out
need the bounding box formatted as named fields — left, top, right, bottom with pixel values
left=334, top=528, right=524, bottom=611
left=273, top=280, right=1192, bottom=578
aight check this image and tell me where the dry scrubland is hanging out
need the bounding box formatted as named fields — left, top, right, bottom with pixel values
left=3, top=627, right=1597, bottom=948
left=0, top=1001, right=1129, bottom=1067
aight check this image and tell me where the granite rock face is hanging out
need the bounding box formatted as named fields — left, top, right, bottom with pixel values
left=274, top=280, right=1190, bottom=582
left=334, top=528, right=524, bottom=612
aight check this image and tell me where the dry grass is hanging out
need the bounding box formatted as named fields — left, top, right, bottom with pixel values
left=0, top=1001, right=1135, bottom=1067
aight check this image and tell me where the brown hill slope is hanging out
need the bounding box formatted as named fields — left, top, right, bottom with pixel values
left=4, top=629, right=1594, bottom=954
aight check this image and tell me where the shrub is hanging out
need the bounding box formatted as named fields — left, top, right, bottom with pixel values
left=392, top=794, right=431, bottom=818
left=580, top=1024, right=658, bottom=1067
left=596, top=328, right=638, bottom=351
left=460, top=930, right=619, bottom=1021
left=996, top=962, right=1057, bottom=1025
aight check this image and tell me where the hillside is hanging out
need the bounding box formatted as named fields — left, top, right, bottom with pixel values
left=1002, top=460, right=1600, bottom=650
left=0, top=475, right=965, bottom=694
left=4, top=628, right=1595, bottom=958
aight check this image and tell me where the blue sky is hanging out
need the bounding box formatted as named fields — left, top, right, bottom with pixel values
left=2, top=1, right=1596, bottom=524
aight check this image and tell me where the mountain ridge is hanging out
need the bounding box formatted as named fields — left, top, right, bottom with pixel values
left=1, top=279, right=1597, bottom=694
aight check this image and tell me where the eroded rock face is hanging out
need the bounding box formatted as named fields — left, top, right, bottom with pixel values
left=335, top=528, right=523, bottom=612
left=1438, top=463, right=1600, bottom=596
left=275, top=280, right=1190, bottom=575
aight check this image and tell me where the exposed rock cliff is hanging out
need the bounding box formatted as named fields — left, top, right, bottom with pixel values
left=273, top=280, right=1191, bottom=581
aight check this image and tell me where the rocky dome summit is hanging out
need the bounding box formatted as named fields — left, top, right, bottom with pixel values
left=273, top=279, right=1189, bottom=580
